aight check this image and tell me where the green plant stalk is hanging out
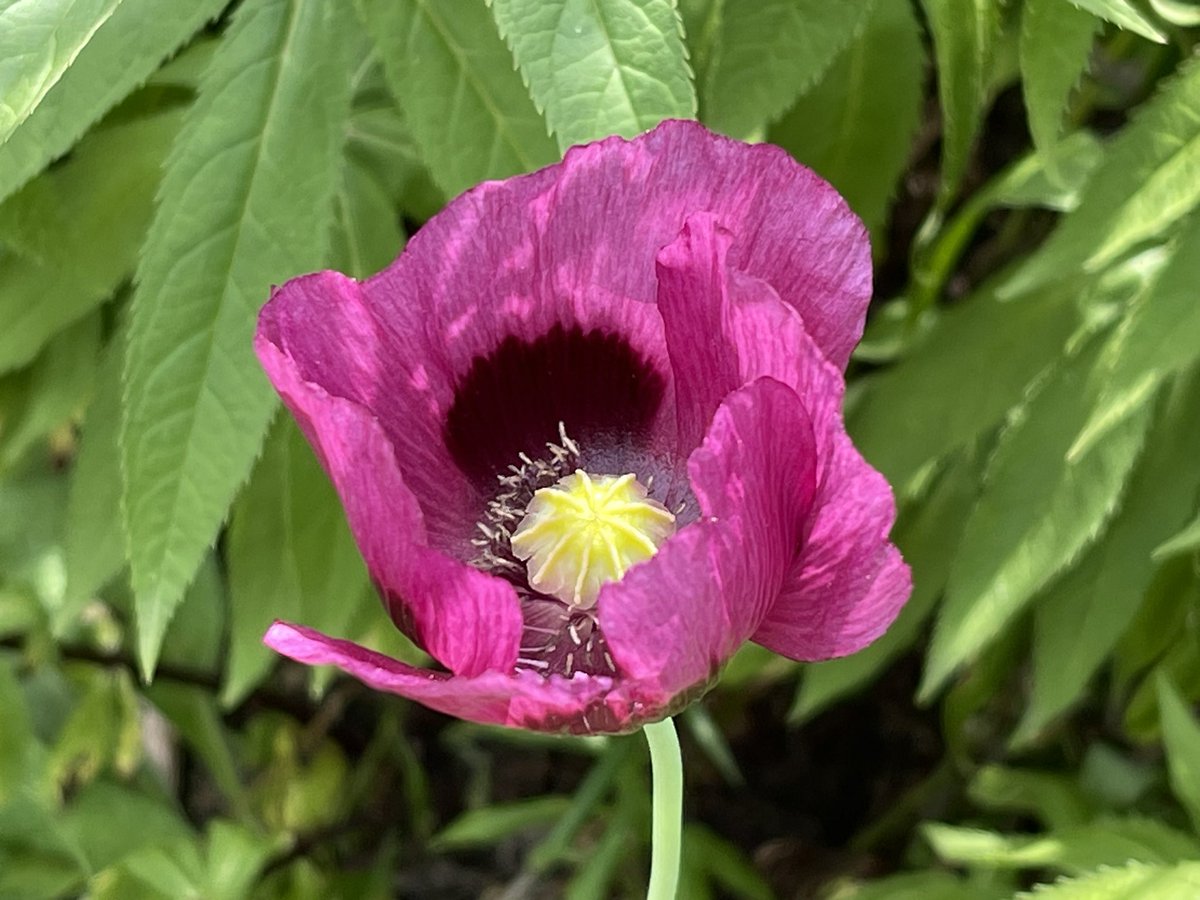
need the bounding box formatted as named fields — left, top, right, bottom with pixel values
left=644, top=717, right=683, bottom=900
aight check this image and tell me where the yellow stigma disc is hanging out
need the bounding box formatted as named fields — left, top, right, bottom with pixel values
left=510, top=470, right=676, bottom=609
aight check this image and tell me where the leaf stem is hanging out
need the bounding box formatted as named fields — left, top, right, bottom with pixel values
left=644, top=716, right=683, bottom=900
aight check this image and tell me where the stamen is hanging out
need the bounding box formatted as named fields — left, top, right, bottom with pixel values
left=510, top=469, right=676, bottom=608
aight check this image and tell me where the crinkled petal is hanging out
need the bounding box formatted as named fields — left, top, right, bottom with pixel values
left=266, top=621, right=662, bottom=734
left=256, top=334, right=521, bottom=677
left=753, top=436, right=912, bottom=660
left=257, top=271, right=479, bottom=549
left=599, top=378, right=817, bottom=702
left=654, top=213, right=910, bottom=659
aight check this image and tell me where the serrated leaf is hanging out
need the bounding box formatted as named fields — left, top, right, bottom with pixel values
left=920, top=0, right=1001, bottom=202
left=921, top=334, right=1154, bottom=700
left=1158, top=673, right=1200, bottom=833
left=491, top=0, right=695, bottom=152
left=1004, top=55, right=1200, bottom=296
left=792, top=451, right=979, bottom=722
left=701, top=0, right=875, bottom=139
left=1016, top=863, right=1200, bottom=899
left=1016, top=370, right=1200, bottom=743
left=0, top=0, right=226, bottom=206
left=61, top=335, right=126, bottom=630
left=768, top=0, right=924, bottom=238
left=1020, top=0, right=1099, bottom=181
left=358, top=0, right=558, bottom=196
left=120, top=0, right=354, bottom=681
left=1070, top=215, right=1200, bottom=458
left=0, top=109, right=179, bottom=374
left=849, top=282, right=1079, bottom=490
left=0, top=0, right=121, bottom=144
left=926, top=818, right=1200, bottom=874
left=1069, top=0, right=1167, bottom=42
left=223, top=417, right=370, bottom=707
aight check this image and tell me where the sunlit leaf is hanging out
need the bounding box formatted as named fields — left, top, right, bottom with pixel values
left=769, top=0, right=924, bottom=238
left=921, top=334, right=1154, bottom=699
left=701, top=0, right=875, bottom=139
left=0, top=0, right=121, bottom=144
left=491, top=0, right=695, bottom=151
left=120, top=0, right=354, bottom=680
left=358, top=0, right=557, bottom=195
left=0, top=0, right=226, bottom=205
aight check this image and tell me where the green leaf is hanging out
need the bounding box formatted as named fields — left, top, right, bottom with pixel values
left=0, top=0, right=226, bottom=205
left=1070, top=216, right=1200, bottom=458
left=1014, top=863, right=1200, bottom=899
left=61, top=335, right=126, bottom=629
left=0, top=109, right=179, bottom=374
left=330, top=158, right=404, bottom=280
left=849, top=282, right=1079, bottom=490
left=0, top=313, right=100, bottom=471
left=120, top=0, right=354, bottom=681
left=204, top=821, right=277, bottom=899
left=358, top=0, right=558, bottom=196
left=1155, top=511, right=1200, bottom=560
left=701, top=0, right=875, bottom=139
left=925, top=818, right=1200, bottom=874
left=792, top=451, right=980, bottom=721
left=768, top=0, right=924, bottom=238
left=431, top=796, right=573, bottom=850
left=1004, top=54, right=1200, bottom=295
left=491, top=0, right=695, bottom=151
left=919, top=0, right=1001, bottom=202
left=1068, top=0, right=1168, bottom=42
left=1016, top=370, right=1200, bottom=743
left=0, top=0, right=122, bottom=145
left=224, top=417, right=370, bottom=706
left=967, top=765, right=1092, bottom=831
left=0, top=659, right=34, bottom=806
left=1020, top=0, right=1099, bottom=180
left=921, top=334, right=1154, bottom=700
left=683, top=824, right=774, bottom=900
left=1158, top=673, right=1200, bottom=833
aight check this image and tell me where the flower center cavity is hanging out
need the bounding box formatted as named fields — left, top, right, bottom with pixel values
left=511, top=470, right=676, bottom=609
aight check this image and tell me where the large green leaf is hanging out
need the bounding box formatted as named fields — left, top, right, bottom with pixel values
left=1016, top=370, right=1200, bottom=743
left=769, top=0, right=924, bottom=238
left=849, top=282, right=1079, bottom=490
left=0, top=0, right=225, bottom=205
left=491, top=0, right=695, bottom=151
left=1020, top=0, right=1099, bottom=180
left=0, top=0, right=121, bottom=144
left=120, top=0, right=354, bottom=680
left=358, top=0, right=558, bottom=196
left=1004, top=54, right=1200, bottom=295
left=1070, top=216, right=1200, bottom=458
left=920, top=0, right=1000, bottom=202
left=921, top=334, right=1154, bottom=699
left=330, top=157, right=404, bottom=280
left=1069, top=0, right=1167, bottom=42
left=701, top=0, right=875, bottom=139
left=0, top=110, right=178, bottom=373
left=223, top=417, right=370, bottom=707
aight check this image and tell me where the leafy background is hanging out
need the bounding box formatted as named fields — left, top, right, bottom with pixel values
left=1, top=0, right=1199, bottom=897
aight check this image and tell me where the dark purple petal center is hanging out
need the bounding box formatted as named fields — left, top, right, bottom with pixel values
left=443, top=324, right=667, bottom=485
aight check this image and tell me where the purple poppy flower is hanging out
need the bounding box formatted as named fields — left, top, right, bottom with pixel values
left=256, top=120, right=910, bottom=735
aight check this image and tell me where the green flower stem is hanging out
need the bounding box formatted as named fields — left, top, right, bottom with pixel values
left=644, top=716, right=683, bottom=900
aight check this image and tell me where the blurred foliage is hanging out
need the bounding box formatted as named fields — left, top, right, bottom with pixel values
left=1, top=0, right=1199, bottom=897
